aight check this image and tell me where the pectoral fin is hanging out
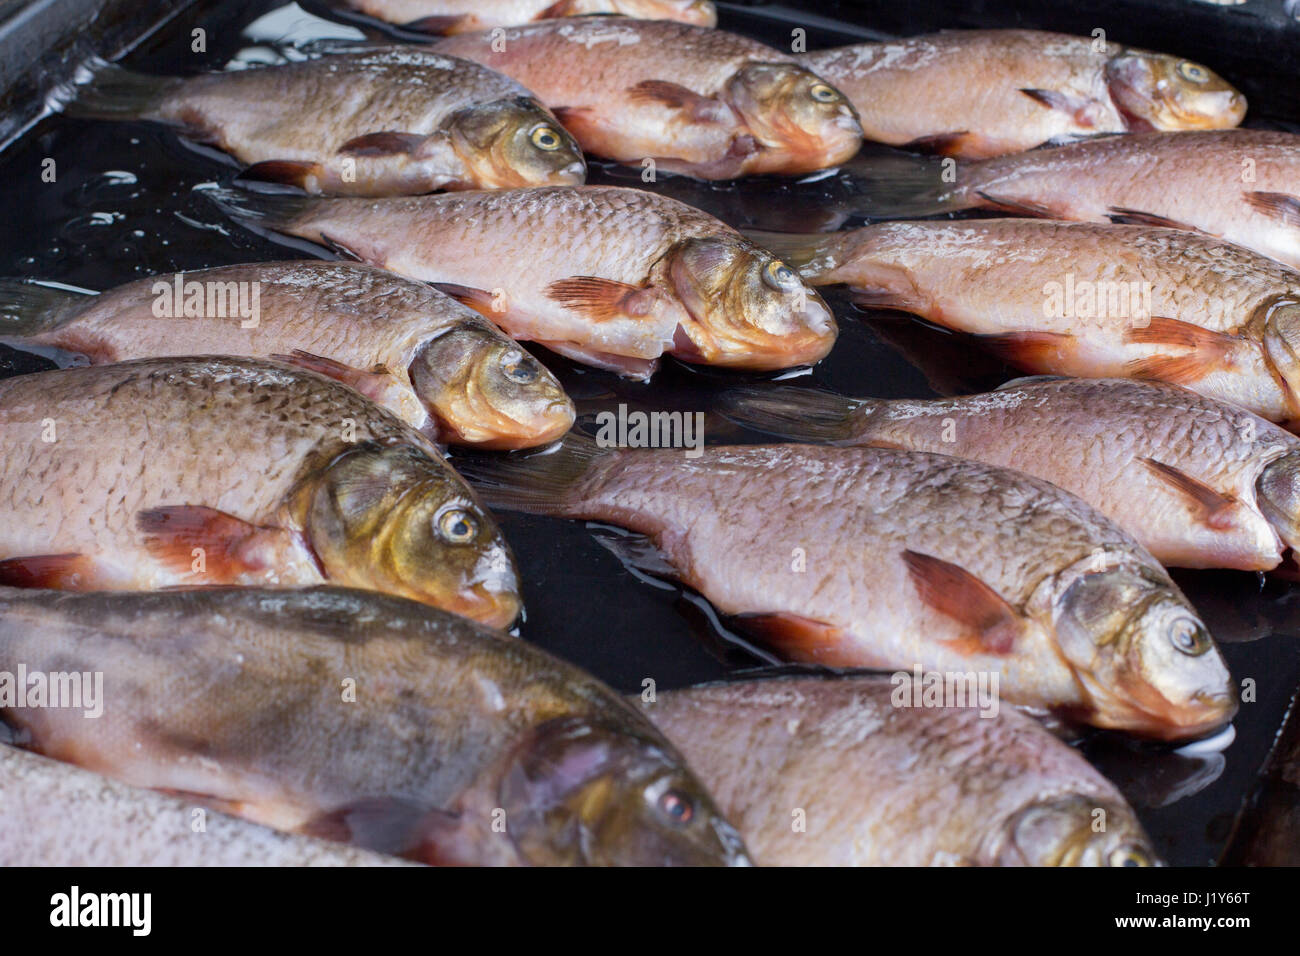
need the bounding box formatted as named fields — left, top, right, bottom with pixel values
left=903, top=549, right=1021, bottom=655
left=1123, top=316, right=1234, bottom=384
left=137, top=506, right=280, bottom=582
left=626, top=81, right=729, bottom=123
left=337, top=132, right=425, bottom=157
left=0, top=553, right=97, bottom=589
left=1139, top=458, right=1238, bottom=530
left=1245, top=191, right=1300, bottom=229
left=1019, top=88, right=1097, bottom=123
left=270, top=350, right=394, bottom=403
left=545, top=276, right=656, bottom=322
left=1106, top=207, right=1198, bottom=231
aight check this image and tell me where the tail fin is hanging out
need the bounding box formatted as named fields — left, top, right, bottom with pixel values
left=836, top=144, right=967, bottom=220
left=740, top=231, right=833, bottom=275
left=452, top=432, right=607, bottom=516
left=0, top=280, right=93, bottom=337
left=718, top=386, right=864, bottom=443
left=201, top=185, right=313, bottom=234
left=63, top=60, right=182, bottom=121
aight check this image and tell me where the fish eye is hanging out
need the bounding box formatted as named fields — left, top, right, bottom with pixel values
left=762, top=259, right=800, bottom=292
left=530, top=125, right=563, bottom=151
left=656, top=788, right=695, bottom=826
left=1176, top=62, right=1209, bottom=84
left=809, top=82, right=840, bottom=103
left=501, top=352, right=539, bottom=384
left=1167, top=617, right=1211, bottom=656
left=436, top=507, right=478, bottom=544
left=1109, top=845, right=1152, bottom=867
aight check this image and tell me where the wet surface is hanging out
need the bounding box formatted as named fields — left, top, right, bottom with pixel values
left=0, top=0, right=1297, bottom=865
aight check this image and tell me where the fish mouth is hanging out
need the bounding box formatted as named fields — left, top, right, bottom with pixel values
left=445, top=583, right=521, bottom=630
left=460, top=399, right=575, bottom=451
left=1096, top=680, right=1238, bottom=741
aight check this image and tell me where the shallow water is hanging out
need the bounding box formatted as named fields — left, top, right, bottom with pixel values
left=0, top=0, right=1297, bottom=866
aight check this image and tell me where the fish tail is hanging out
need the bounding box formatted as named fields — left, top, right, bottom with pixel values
left=63, top=59, right=182, bottom=121
left=837, top=145, right=969, bottom=219
left=740, top=231, right=831, bottom=274
left=718, top=386, right=864, bottom=442
left=202, top=186, right=312, bottom=233
left=452, top=432, right=606, bottom=516
left=0, top=280, right=92, bottom=337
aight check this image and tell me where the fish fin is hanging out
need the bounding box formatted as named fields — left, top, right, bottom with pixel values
left=735, top=612, right=853, bottom=664
left=1019, top=88, right=1096, bottom=123
left=270, top=350, right=393, bottom=402
left=1124, top=353, right=1219, bottom=385
left=625, top=80, right=726, bottom=122
left=0, top=553, right=97, bottom=589
left=202, top=186, right=311, bottom=233
left=302, top=797, right=459, bottom=859
left=318, top=232, right=363, bottom=262
left=63, top=60, right=183, bottom=121
left=239, top=160, right=320, bottom=189
left=848, top=288, right=926, bottom=312
left=900, top=131, right=976, bottom=157
left=1106, top=206, right=1197, bottom=231
left=430, top=282, right=500, bottom=317
left=995, top=374, right=1070, bottom=390
left=137, top=506, right=278, bottom=582
left=738, top=231, right=828, bottom=273
left=337, top=132, right=425, bottom=157
left=974, top=190, right=1056, bottom=218
left=902, top=549, right=1021, bottom=655
left=452, top=432, right=604, bottom=515
left=591, top=529, right=679, bottom=581
left=1123, top=315, right=1236, bottom=353
left=1245, top=191, right=1300, bottom=229
left=401, top=15, right=471, bottom=34
left=718, top=386, right=862, bottom=441
left=836, top=145, right=960, bottom=219
left=550, top=106, right=595, bottom=132
left=0, top=279, right=92, bottom=338
left=1139, top=458, right=1238, bottom=530
left=544, top=276, right=655, bottom=322
left=532, top=340, right=659, bottom=380
left=977, top=330, right=1076, bottom=369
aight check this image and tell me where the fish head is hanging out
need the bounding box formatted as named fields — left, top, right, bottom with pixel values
left=723, top=63, right=863, bottom=174
left=306, top=442, right=520, bottom=627
left=990, top=795, right=1159, bottom=866
left=410, top=323, right=574, bottom=449
left=665, top=234, right=837, bottom=370
left=500, top=716, right=752, bottom=866
left=1260, top=299, right=1300, bottom=418
left=1105, top=53, right=1245, bottom=131
left=1256, top=450, right=1300, bottom=552
left=602, top=0, right=717, bottom=26
left=446, top=97, right=586, bottom=189
left=1055, top=566, right=1236, bottom=739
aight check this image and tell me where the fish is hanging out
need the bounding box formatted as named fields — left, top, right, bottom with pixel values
left=458, top=435, right=1236, bottom=739
left=207, top=185, right=837, bottom=380
left=803, top=30, right=1244, bottom=160
left=636, top=675, right=1158, bottom=866
left=751, top=218, right=1300, bottom=424
left=0, top=262, right=574, bottom=449
left=66, top=50, right=586, bottom=196
left=855, top=129, right=1300, bottom=269
left=0, top=586, right=752, bottom=867
left=721, top=377, right=1300, bottom=572
left=0, top=745, right=413, bottom=866
left=0, top=356, right=519, bottom=627
left=340, top=0, right=716, bottom=33
left=431, top=17, right=863, bottom=179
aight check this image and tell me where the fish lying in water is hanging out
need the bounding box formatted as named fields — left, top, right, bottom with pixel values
left=66, top=50, right=585, bottom=196
left=753, top=218, right=1300, bottom=424
left=432, top=17, right=863, bottom=179
left=0, top=262, right=573, bottom=449
left=857, top=130, right=1300, bottom=269
left=0, top=745, right=412, bottom=866
left=637, top=675, right=1158, bottom=865
left=459, top=436, right=1236, bottom=739
left=723, top=378, right=1300, bottom=571
left=803, top=30, right=1244, bottom=160
left=208, top=185, right=837, bottom=380
left=0, top=586, right=751, bottom=867
left=340, top=0, right=716, bottom=33
left=0, top=356, right=519, bottom=626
